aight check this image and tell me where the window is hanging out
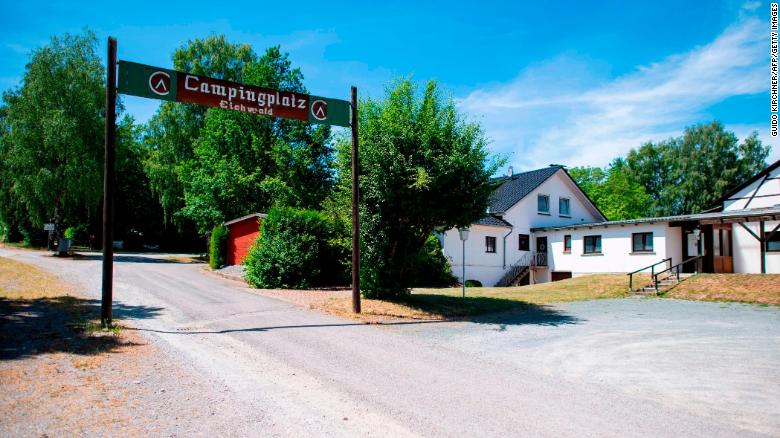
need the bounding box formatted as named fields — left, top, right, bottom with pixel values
left=584, top=235, right=602, bottom=254
left=485, top=236, right=497, bottom=253
left=768, top=232, right=780, bottom=252
left=537, top=194, right=550, bottom=214
left=632, top=232, right=653, bottom=252
left=559, top=198, right=570, bottom=217
left=518, top=234, right=530, bottom=251
left=564, top=235, right=571, bottom=253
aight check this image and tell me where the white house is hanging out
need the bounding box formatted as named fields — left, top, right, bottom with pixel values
left=441, top=160, right=780, bottom=287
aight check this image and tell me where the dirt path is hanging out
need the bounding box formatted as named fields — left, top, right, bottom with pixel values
left=0, top=253, right=273, bottom=437
left=0, top=248, right=773, bottom=437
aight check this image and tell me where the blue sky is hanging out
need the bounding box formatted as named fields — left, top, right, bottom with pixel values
left=0, top=0, right=775, bottom=168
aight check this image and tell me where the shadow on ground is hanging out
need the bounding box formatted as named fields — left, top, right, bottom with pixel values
left=67, top=253, right=204, bottom=264
left=0, top=296, right=163, bottom=360
left=397, top=294, right=580, bottom=326
left=131, top=295, right=577, bottom=336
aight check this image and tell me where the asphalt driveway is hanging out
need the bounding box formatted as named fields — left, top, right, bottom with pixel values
left=1, top=248, right=778, bottom=437
left=386, top=297, right=780, bottom=435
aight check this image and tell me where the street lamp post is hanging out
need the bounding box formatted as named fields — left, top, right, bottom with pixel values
left=458, top=227, right=470, bottom=298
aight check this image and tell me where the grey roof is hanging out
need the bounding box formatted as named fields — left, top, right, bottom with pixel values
left=531, top=206, right=780, bottom=232
left=223, top=212, right=267, bottom=227
left=489, top=166, right=564, bottom=213
left=475, top=216, right=513, bottom=228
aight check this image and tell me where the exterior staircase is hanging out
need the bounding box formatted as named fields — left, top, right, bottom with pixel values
left=496, top=252, right=533, bottom=287
left=633, top=272, right=695, bottom=295
left=628, top=256, right=701, bottom=296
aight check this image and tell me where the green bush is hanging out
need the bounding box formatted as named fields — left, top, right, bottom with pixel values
left=465, top=279, right=482, bottom=287
left=409, top=235, right=457, bottom=287
left=244, top=207, right=348, bottom=289
left=209, top=225, right=228, bottom=269
left=63, top=227, right=77, bottom=240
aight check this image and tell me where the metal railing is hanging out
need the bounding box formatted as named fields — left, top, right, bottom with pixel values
left=496, top=252, right=533, bottom=287
left=651, top=256, right=702, bottom=292
left=627, top=257, right=671, bottom=291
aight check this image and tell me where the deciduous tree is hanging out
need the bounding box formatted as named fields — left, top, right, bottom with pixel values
left=626, top=122, right=769, bottom=215
left=335, top=79, right=501, bottom=298
left=1, top=31, right=104, bottom=235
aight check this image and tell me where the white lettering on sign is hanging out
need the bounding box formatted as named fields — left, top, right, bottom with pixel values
left=182, top=74, right=306, bottom=109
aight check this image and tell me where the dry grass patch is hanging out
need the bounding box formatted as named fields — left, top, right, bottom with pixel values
left=247, top=274, right=639, bottom=322
left=0, top=256, right=73, bottom=299
left=0, top=256, right=139, bottom=359
left=666, top=274, right=780, bottom=305
left=414, top=273, right=645, bottom=305
left=162, top=255, right=206, bottom=264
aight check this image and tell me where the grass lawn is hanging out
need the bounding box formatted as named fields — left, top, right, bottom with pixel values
left=414, top=273, right=647, bottom=305
left=665, top=274, right=780, bottom=306
left=304, top=274, right=645, bottom=321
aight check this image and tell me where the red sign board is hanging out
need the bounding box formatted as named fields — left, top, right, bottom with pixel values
left=176, top=73, right=310, bottom=121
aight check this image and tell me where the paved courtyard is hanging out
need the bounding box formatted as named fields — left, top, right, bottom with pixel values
left=389, top=297, right=780, bottom=435
left=2, top=248, right=779, bottom=436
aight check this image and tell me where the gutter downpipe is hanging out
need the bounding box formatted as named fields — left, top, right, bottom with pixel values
left=502, top=224, right=514, bottom=269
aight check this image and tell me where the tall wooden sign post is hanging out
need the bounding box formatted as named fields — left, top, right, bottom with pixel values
left=350, top=86, right=361, bottom=313
left=101, top=37, right=117, bottom=327
left=101, top=37, right=361, bottom=326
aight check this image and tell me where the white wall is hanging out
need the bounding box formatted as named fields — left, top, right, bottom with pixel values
left=440, top=169, right=604, bottom=286
left=498, top=170, right=604, bottom=268
left=732, top=221, right=780, bottom=273
left=723, top=167, right=780, bottom=211
left=442, top=225, right=512, bottom=286
left=535, top=222, right=682, bottom=280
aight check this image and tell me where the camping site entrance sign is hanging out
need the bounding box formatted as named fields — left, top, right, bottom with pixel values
left=117, top=61, right=351, bottom=127
left=100, top=38, right=361, bottom=326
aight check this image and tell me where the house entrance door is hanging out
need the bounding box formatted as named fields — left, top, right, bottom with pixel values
left=536, top=236, right=548, bottom=266
left=682, top=230, right=700, bottom=273
left=712, top=224, right=734, bottom=273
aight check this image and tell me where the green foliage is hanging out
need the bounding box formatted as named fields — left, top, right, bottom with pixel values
left=209, top=225, right=228, bottom=269
left=144, top=35, right=257, bottom=223
left=465, top=279, right=482, bottom=287
left=625, top=122, right=769, bottom=216
left=335, top=79, right=501, bottom=299
left=145, top=37, right=333, bottom=233
left=1, top=31, right=104, bottom=234
left=408, top=235, right=457, bottom=287
left=569, top=158, right=653, bottom=220
left=243, top=207, right=347, bottom=289
left=63, top=226, right=83, bottom=240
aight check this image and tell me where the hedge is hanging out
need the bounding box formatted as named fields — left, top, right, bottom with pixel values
left=209, top=224, right=228, bottom=269
left=244, top=207, right=348, bottom=289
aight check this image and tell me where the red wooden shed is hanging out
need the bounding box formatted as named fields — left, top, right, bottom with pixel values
left=224, top=213, right=267, bottom=266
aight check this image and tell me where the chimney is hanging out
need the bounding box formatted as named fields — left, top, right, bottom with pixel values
left=507, top=166, right=514, bottom=178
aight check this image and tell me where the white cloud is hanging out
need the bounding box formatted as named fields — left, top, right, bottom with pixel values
left=458, top=18, right=771, bottom=170
left=5, top=43, right=30, bottom=54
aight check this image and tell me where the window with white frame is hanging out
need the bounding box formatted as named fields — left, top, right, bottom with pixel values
left=537, top=194, right=550, bottom=214
left=559, top=197, right=570, bottom=217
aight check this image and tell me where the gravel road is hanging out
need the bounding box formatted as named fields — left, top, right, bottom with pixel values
left=1, top=248, right=777, bottom=437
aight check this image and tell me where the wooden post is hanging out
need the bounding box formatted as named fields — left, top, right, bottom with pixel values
left=350, top=86, right=361, bottom=314
left=101, top=37, right=117, bottom=327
